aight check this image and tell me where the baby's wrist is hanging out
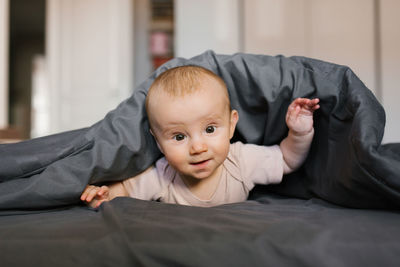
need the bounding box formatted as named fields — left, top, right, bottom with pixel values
left=288, top=128, right=314, bottom=138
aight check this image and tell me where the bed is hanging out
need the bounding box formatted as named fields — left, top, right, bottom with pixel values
left=1, top=51, right=399, bottom=266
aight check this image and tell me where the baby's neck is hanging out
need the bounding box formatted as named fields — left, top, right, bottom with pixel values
left=180, top=165, right=223, bottom=201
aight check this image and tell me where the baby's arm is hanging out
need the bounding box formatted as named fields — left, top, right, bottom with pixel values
left=280, top=98, right=320, bottom=174
left=80, top=182, right=128, bottom=208
left=80, top=165, right=159, bottom=208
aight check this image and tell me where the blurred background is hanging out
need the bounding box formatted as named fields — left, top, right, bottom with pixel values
left=0, top=0, right=399, bottom=143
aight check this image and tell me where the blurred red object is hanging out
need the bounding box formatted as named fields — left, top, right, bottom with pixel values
left=152, top=56, right=173, bottom=69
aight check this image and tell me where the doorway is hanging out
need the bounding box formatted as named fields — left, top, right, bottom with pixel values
left=8, top=0, right=46, bottom=139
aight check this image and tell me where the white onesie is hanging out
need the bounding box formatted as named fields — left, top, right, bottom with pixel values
left=122, top=142, right=284, bottom=207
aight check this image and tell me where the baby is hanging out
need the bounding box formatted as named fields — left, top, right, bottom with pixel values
left=81, top=65, right=320, bottom=208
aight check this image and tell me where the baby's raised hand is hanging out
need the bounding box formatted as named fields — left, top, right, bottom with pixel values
left=80, top=185, right=111, bottom=208
left=286, top=98, right=320, bottom=135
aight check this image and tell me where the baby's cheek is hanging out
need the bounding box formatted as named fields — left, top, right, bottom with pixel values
left=162, top=146, right=184, bottom=164
left=213, top=139, right=230, bottom=159
left=165, top=152, right=183, bottom=166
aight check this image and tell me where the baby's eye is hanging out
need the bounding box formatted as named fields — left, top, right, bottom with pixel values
left=173, top=134, right=185, bottom=141
left=205, top=126, right=216, bottom=134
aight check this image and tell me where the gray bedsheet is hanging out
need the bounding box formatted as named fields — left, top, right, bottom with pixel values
left=1, top=194, right=399, bottom=267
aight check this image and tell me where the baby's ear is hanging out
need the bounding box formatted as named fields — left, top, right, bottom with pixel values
left=229, top=109, right=239, bottom=139
left=150, top=129, right=164, bottom=153
left=156, top=142, right=163, bottom=153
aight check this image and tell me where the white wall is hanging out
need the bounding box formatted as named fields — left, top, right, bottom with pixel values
left=244, top=0, right=309, bottom=57
left=174, top=0, right=241, bottom=58
left=46, top=0, right=134, bottom=134
left=0, top=0, right=8, bottom=128
left=244, top=0, right=376, bottom=95
left=175, top=0, right=376, bottom=93
left=174, top=0, right=399, bottom=142
left=380, top=0, right=400, bottom=143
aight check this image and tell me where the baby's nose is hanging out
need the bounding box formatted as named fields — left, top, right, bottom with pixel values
left=190, top=138, right=208, bottom=154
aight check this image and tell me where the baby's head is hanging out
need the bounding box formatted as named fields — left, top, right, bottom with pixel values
left=146, top=65, right=239, bottom=182
left=146, top=65, right=231, bottom=112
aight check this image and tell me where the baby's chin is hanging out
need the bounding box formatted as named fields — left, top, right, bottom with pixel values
left=179, top=170, right=215, bottom=182
left=185, top=165, right=223, bottom=181
left=181, top=172, right=211, bottom=181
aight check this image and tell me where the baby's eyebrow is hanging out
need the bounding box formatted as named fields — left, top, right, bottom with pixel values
left=202, top=115, right=223, bottom=123
left=161, top=125, right=184, bottom=135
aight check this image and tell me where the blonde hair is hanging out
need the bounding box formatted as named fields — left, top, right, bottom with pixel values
left=146, top=65, right=230, bottom=114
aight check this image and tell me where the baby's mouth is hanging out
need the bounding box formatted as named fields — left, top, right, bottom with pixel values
left=190, top=159, right=209, bottom=166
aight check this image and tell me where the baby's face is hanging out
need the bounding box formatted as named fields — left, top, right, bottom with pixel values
left=149, top=78, right=238, bottom=183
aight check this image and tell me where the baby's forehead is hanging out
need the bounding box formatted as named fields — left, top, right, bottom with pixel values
left=164, top=74, right=224, bottom=94
left=149, top=76, right=227, bottom=102
left=157, top=88, right=229, bottom=111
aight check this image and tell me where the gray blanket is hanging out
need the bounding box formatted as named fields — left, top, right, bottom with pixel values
left=0, top=50, right=399, bottom=210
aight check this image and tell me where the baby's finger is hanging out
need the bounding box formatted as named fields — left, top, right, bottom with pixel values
left=287, top=98, right=303, bottom=114
left=287, top=103, right=300, bottom=122
left=311, top=104, right=320, bottom=111
left=306, top=99, right=320, bottom=111
left=287, top=100, right=297, bottom=112
left=293, top=98, right=309, bottom=106
left=95, top=199, right=107, bottom=209
left=307, top=98, right=319, bottom=107
left=286, top=102, right=296, bottom=121
left=80, top=185, right=94, bottom=201
left=97, top=186, right=109, bottom=197
left=85, top=187, right=101, bottom=202
left=88, top=199, right=100, bottom=209
left=296, top=98, right=316, bottom=112
left=294, top=105, right=301, bottom=116
left=298, top=99, right=316, bottom=112
left=80, top=191, right=87, bottom=201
